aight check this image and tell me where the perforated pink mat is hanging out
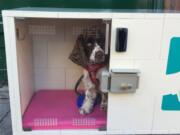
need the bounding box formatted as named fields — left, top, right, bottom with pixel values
left=23, top=90, right=107, bottom=130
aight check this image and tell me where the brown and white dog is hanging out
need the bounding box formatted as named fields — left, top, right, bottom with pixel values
left=69, top=35, right=108, bottom=115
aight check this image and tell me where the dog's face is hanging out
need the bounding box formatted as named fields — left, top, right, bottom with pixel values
left=84, top=37, right=105, bottom=64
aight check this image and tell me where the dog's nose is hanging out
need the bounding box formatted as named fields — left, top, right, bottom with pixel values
left=95, top=51, right=104, bottom=59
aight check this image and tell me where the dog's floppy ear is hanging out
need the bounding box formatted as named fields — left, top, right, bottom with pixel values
left=85, top=36, right=96, bottom=44
left=69, top=34, right=88, bottom=68
left=77, top=34, right=85, bottom=44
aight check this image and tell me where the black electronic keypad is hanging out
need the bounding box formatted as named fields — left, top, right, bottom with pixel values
left=116, top=28, right=128, bottom=52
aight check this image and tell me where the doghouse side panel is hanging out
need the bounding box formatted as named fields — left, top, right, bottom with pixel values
left=108, top=60, right=164, bottom=134
left=153, top=16, right=180, bottom=134
left=16, top=19, right=35, bottom=115
left=152, top=73, right=180, bottom=133
left=160, top=17, right=180, bottom=59
left=110, top=18, right=163, bottom=61
left=108, top=17, right=163, bottom=134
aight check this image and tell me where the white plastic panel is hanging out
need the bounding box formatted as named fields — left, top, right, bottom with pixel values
left=110, top=18, right=163, bottom=60
left=153, top=94, right=180, bottom=134
left=66, top=69, right=84, bottom=89
left=32, top=35, right=48, bottom=68
left=34, top=67, right=66, bottom=89
left=64, top=19, right=105, bottom=41
left=112, top=13, right=132, bottom=19
left=145, top=13, right=164, bottom=19
left=160, top=18, right=180, bottom=59
left=110, top=59, right=134, bottom=69
left=107, top=60, right=165, bottom=134
left=2, top=9, right=59, bottom=18
left=152, top=63, right=180, bottom=134
left=61, top=130, right=106, bottom=135
left=165, top=13, right=180, bottom=19
left=58, top=12, right=112, bottom=19
left=34, top=68, right=48, bottom=89
left=131, top=13, right=145, bottom=19
left=47, top=68, right=66, bottom=89
left=29, top=25, right=56, bottom=35
left=22, top=130, right=61, bottom=135
left=16, top=19, right=35, bottom=115
left=3, top=16, right=25, bottom=134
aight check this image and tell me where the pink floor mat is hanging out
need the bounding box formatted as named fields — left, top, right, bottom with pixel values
left=23, top=90, right=107, bottom=130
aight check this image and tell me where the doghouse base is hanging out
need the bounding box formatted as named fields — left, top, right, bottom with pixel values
left=22, top=90, right=107, bottom=130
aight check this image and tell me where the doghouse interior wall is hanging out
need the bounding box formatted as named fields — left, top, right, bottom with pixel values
left=31, top=18, right=83, bottom=90
left=16, top=19, right=35, bottom=115
left=15, top=18, right=106, bottom=115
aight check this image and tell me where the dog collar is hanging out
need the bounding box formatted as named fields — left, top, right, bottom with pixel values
left=85, top=64, right=105, bottom=86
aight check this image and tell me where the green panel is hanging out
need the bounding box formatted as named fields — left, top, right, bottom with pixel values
left=0, top=18, right=3, bottom=34
left=0, top=48, right=6, bottom=69
left=0, top=0, right=162, bottom=10
left=0, top=34, right=6, bottom=82
left=0, top=70, right=7, bottom=81
left=0, top=34, right=4, bottom=47
left=0, top=34, right=6, bottom=81
left=0, top=27, right=3, bottom=34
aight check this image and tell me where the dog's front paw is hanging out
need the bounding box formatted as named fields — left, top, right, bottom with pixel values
left=79, top=99, right=94, bottom=115
left=79, top=106, right=92, bottom=115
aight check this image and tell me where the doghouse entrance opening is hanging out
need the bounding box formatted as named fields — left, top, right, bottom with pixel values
left=15, top=18, right=110, bottom=131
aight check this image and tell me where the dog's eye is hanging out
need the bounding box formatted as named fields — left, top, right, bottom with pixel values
left=87, top=43, right=92, bottom=47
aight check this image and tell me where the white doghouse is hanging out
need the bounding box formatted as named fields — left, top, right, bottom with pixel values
left=2, top=8, right=180, bottom=135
